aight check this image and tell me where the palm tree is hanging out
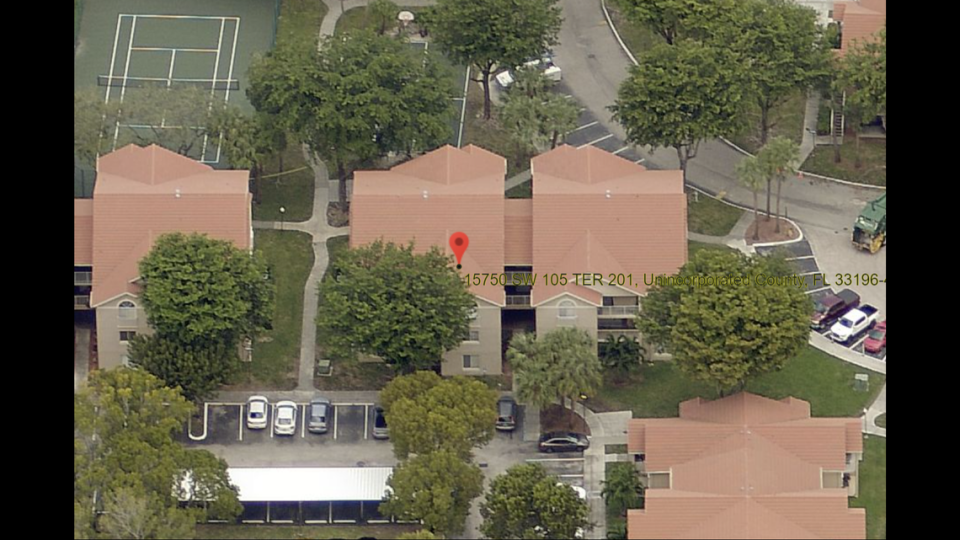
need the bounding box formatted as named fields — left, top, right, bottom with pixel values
left=508, top=332, right=554, bottom=410
left=602, top=464, right=644, bottom=517
left=540, top=93, right=579, bottom=149
left=599, top=335, right=646, bottom=373
left=736, top=155, right=765, bottom=241
left=757, top=137, right=800, bottom=234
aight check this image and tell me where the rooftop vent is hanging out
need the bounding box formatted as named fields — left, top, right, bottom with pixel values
left=175, top=188, right=181, bottom=199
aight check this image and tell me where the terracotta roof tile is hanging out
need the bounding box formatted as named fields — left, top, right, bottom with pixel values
left=504, top=199, right=533, bottom=265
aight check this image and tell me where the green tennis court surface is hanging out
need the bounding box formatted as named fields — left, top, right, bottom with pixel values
left=75, top=0, right=278, bottom=166
left=408, top=41, right=469, bottom=148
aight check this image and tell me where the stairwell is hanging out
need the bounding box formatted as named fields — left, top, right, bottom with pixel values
left=831, top=91, right=846, bottom=142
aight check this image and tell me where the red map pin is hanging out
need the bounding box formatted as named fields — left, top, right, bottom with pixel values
left=449, top=232, right=469, bottom=268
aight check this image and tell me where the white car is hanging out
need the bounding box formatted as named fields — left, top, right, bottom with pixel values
left=274, top=400, right=298, bottom=436
left=829, top=305, right=879, bottom=344
left=246, top=396, right=269, bottom=430
left=495, top=57, right=562, bottom=89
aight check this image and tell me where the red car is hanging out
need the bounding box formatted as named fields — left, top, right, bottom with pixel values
left=864, top=321, right=886, bottom=353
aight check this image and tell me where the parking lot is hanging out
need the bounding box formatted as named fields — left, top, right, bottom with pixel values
left=180, top=401, right=384, bottom=447
left=808, top=287, right=886, bottom=361
left=525, top=455, right=585, bottom=490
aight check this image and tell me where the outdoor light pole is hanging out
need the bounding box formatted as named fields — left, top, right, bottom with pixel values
left=279, top=206, right=286, bottom=231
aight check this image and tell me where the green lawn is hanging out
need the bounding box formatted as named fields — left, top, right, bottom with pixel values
left=590, top=346, right=885, bottom=418
left=196, top=524, right=423, bottom=539
left=688, top=240, right=735, bottom=258
left=874, top=413, right=886, bottom=428
left=729, top=91, right=807, bottom=154
left=803, top=137, right=886, bottom=186
left=254, top=142, right=316, bottom=222
left=278, top=0, right=328, bottom=50
left=687, top=191, right=743, bottom=236
left=229, top=230, right=314, bottom=390
left=605, top=444, right=628, bottom=454
left=335, top=6, right=425, bottom=35
left=850, top=436, right=886, bottom=539
left=606, top=2, right=664, bottom=55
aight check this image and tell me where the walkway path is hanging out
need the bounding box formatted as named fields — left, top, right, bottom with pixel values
left=864, top=384, right=887, bottom=437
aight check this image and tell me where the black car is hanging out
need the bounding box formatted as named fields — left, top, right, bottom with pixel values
left=496, top=396, right=518, bottom=431
left=372, top=406, right=389, bottom=439
left=538, top=431, right=590, bottom=453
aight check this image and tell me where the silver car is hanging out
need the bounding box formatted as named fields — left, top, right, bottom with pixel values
left=308, top=397, right=331, bottom=434
left=246, top=396, right=269, bottom=430
left=274, top=400, right=298, bottom=436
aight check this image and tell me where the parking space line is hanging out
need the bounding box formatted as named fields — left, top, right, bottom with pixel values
left=557, top=474, right=585, bottom=478
left=612, top=146, right=630, bottom=155
left=301, top=404, right=306, bottom=438
left=567, top=121, right=598, bottom=134
left=238, top=404, right=243, bottom=442
left=525, top=457, right=585, bottom=462
left=635, top=158, right=645, bottom=164
left=805, top=286, right=831, bottom=295
left=578, top=134, right=613, bottom=148
left=785, top=255, right=815, bottom=261
left=269, top=404, right=275, bottom=438
left=333, top=405, right=339, bottom=440
left=849, top=334, right=869, bottom=349
left=364, top=404, right=369, bottom=440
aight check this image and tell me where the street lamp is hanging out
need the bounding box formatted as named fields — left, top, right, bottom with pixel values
left=279, top=206, right=286, bottom=231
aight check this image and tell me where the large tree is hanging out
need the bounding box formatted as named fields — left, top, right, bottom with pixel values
left=424, top=0, right=562, bottom=120
left=317, top=240, right=476, bottom=373
left=381, top=450, right=484, bottom=537
left=637, top=249, right=810, bottom=394
left=367, top=0, right=400, bottom=36
left=138, top=232, right=274, bottom=350
left=208, top=107, right=286, bottom=204
left=74, top=88, right=117, bottom=167
left=248, top=32, right=455, bottom=208
left=756, top=136, right=800, bottom=233
left=74, top=369, right=242, bottom=536
left=602, top=463, right=644, bottom=518
left=836, top=26, right=886, bottom=169
left=380, top=371, right=498, bottom=459
left=614, top=0, right=741, bottom=45
left=128, top=335, right=238, bottom=403
left=509, top=327, right=602, bottom=425
left=114, top=85, right=219, bottom=157
left=480, top=463, right=590, bottom=540
left=611, top=40, right=748, bottom=181
left=599, top=334, right=646, bottom=374
left=499, top=68, right=580, bottom=157
left=735, top=154, right=766, bottom=241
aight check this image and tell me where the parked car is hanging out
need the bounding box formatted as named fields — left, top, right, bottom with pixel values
left=372, top=406, right=389, bottom=439
left=307, top=397, right=331, bottom=434
left=811, top=289, right=860, bottom=330
left=495, top=55, right=562, bottom=89
left=246, top=396, right=269, bottom=430
left=538, top=431, right=590, bottom=453
left=830, top=305, right=879, bottom=344
left=496, top=397, right=518, bottom=431
left=864, top=320, right=886, bottom=353
left=274, top=400, right=298, bottom=436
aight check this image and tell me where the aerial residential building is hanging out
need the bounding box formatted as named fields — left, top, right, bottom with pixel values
left=831, top=0, right=886, bottom=58
left=74, top=144, right=253, bottom=370
left=626, top=392, right=866, bottom=539
left=350, top=144, right=687, bottom=376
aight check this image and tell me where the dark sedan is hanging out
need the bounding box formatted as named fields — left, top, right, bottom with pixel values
left=538, top=431, right=590, bottom=453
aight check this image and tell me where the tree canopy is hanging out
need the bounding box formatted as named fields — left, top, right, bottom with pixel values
left=614, top=0, right=742, bottom=45
left=637, top=249, right=810, bottom=393
left=316, top=240, right=476, bottom=372
left=480, top=463, right=590, bottom=540
left=424, top=0, right=562, bottom=119
left=74, top=368, right=241, bottom=538
left=602, top=463, right=644, bottom=518
left=128, top=335, right=238, bottom=403
left=836, top=26, right=886, bottom=167
left=381, top=450, right=485, bottom=537
left=380, top=371, right=498, bottom=459
left=509, top=327, right=602, bottom=417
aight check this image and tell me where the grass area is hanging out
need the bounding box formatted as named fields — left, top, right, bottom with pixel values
left=196, top=524, right=423, bottom=539
left=254, top=143, right=315, bottom=222
left=462, top=78, right=528, bottom=179
left=277, top=0, right=329, bottom=49
left=605, top=444, right=628, bottom=454
left=589, top=346, right=885, bottom=418
left=729, top=91, right=807, bottom=154
left=850, top=436, right=886, bottom=539
left=335, top=6, right=425, bottom=35
left=606, top=2, right=664, bottom=55
left=874, top=413, right=886, bottom=428
left=687, top=190, right=743, bottom=236
left=229, top=230, right=314, bottom=390
left=803, top=137, right=886, bottom=186
left=688, top=240, right=735, bottom=258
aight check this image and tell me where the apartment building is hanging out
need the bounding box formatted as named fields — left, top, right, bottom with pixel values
left=350, top=144, right=686, bottom=376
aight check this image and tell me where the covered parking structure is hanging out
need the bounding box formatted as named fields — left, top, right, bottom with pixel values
left=215, top=467, right=413, bottom=525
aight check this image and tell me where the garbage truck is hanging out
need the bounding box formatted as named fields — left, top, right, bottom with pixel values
left=852, top=193, right=886, bottom=253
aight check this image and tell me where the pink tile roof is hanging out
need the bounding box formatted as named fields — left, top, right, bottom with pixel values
left=626, top=393, right=866, bottom=539
left=531, top=145, right=686, bottom=303
left=504, top=199, right=533, bottom=265
left=88, top=144, right=252, bottom=306
left=75, top=199, right=94, bottom=265
left=350, top=145, right=507, bottom=304
left=834, top=1, right=885, bottom=58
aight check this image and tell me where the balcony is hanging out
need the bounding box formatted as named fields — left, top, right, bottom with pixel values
left=597, top=329, right=640, bottom=341
left=505, top=295, right=532, bottom=309
left=74, top=271, right=92, bottom=286
left=598, top=305, right=639, bottom=317
left=74, top=295, right=91, bottom=309
left=503, top=272, right=535, bottom=285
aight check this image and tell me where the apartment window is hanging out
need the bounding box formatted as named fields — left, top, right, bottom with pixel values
left=121, top=355, right=131, bottom=367
left=463, top=355, right=479, bottom=369
left=119, top=331, right=137, bottom=342
left=558, top=300, right=577, bottom=319
left=118, top=300, right=137, bottom=320
left=467, top=305, right=478, bottom=320
left=467, top=329, right=480, bottom=342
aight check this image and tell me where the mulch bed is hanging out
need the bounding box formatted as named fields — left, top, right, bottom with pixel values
left=745, top=216, right=799, bottom=245
left=540, top=403, right=591, bottom=435
left=327, top=202, right=349, bottom=227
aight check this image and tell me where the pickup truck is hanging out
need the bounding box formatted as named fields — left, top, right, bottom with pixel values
left=829, top=305, right=879, bottom=344
left=811, top=289, right=860, bottom=330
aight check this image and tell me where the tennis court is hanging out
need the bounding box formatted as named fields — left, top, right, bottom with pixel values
left=409, top=41, right=470, bottom=148
left=75, top=0, right=278, bottom=166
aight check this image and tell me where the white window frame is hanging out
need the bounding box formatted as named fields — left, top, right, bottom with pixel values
left=467, top=329, right=480, bottom=342
left=463, top=355, right=479, bottom=369
left=467, top=305, right=479, bottom=320
left=118, top=300, right=138, bottom=320
left=558, top=300, right=577, bottom=319
left=119, top=330, right=137, bottom=343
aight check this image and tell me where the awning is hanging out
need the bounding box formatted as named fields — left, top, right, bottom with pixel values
left=227, top=467, right=393, bottom=502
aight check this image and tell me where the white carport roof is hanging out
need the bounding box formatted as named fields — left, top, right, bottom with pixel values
left=227, top=467, right=393, bottom=502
